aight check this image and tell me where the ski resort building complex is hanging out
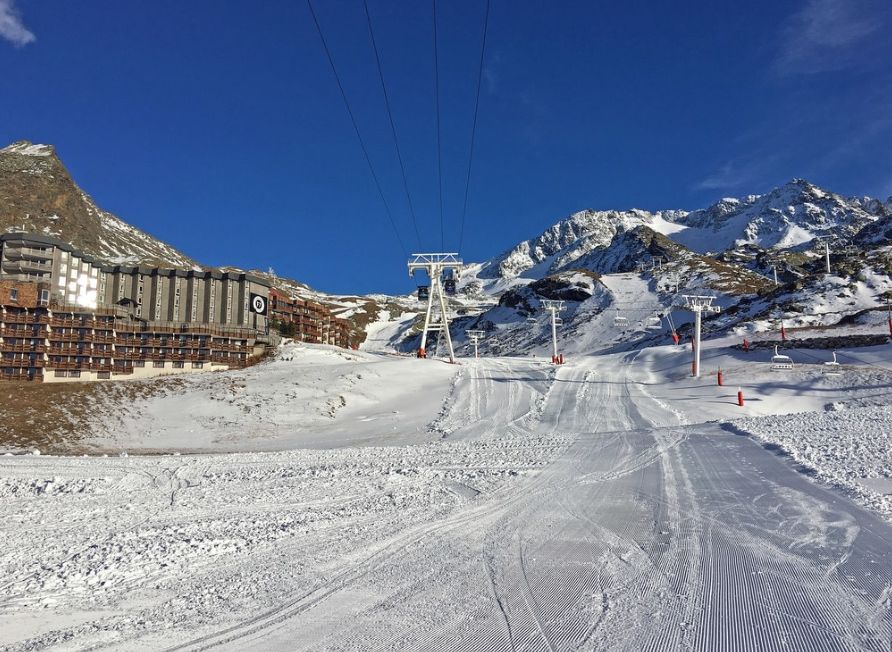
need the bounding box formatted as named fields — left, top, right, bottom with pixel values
left=0, top=232, right=279, bottom=381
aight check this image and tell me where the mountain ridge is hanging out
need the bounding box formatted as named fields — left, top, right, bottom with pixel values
left=0, top=140, right=199, bottom=269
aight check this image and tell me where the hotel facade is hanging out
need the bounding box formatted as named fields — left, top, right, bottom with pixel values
left=0, top=232, right=275, bottom=382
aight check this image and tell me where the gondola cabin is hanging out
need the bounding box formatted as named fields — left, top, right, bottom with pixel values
left=417, top=285, right=430, bottom=301
left=444, top=278, right=457, bottom=295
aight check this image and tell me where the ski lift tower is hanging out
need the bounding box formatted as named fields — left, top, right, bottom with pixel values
left=541, top=299, right=565, bottom=364
left=465, top=329, right=485, bottom=359
left=815, top=236, right=831, bottom=275
left=408, top=253, right=463, bottom=363
left=682, top=295, right=721, bottom=378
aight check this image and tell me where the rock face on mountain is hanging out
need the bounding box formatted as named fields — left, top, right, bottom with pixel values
left=478, top=208, right=686, bottom=280
left=0, top=140, right=198, bottom=268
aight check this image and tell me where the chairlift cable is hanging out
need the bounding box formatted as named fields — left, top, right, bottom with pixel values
left=433, top=0, right=444, bottom=250
left=306, top=0, right=408, bottom=256
left=457, top=0, right=490, bottom=255
left=363, top=0, right=423, bottom=250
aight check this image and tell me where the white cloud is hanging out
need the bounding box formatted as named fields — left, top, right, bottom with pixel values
left=694, top=161, right=760, bottom=192
left=0, top=0, right=35, bottom=47
left=776, top=0, right=886, bottom=74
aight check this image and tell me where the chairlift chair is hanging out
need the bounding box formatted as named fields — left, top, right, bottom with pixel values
left=613, top=308, right=628, bottom=327
left=645, top=315, right=662, bottom=330
left=526, top=316, right=537, bottom=324
left=823, top=351, right=842, bottom=376
left=770, top=345, right=793, bottom=371
left=554, top=318, right=563, bottom=326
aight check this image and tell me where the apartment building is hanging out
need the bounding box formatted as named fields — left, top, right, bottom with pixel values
left=1, top=233, right=270, bottom=328
left=269, top=289, right=352, bottom=348
left=0, top=233, right=272, bottom=382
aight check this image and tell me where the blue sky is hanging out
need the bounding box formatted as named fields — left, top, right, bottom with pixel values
left=2, top=0, right=891, bottom=294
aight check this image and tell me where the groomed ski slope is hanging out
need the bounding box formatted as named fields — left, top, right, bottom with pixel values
left=2, top=273, right=892, bottom=650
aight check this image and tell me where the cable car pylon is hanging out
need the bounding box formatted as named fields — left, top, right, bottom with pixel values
left=408, top=253, right=463, bottom=363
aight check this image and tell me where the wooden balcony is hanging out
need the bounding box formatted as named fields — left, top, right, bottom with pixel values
left=0, top=372, right=37, bottom=381
left=48, top=332, right=90, bottom=342
left=48, top=347, right=86, bottom=356
left=1, top=327, right=48, bottom=338
left=47, top=361, right=85, bottom=371
left=0, top=358, right=46, bottom=368
left=1, top=313, right=50, bottom=325
left=2, top=344, right=47, bottom=354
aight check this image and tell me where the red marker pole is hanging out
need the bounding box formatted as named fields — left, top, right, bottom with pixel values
left=743, top=338, right=749, bottom=352
left=737, top=388, right=744, bottom=407
left=780, top=322, right=787, bottom=342
left=672, top=331, right=680, bottom=346
left=717, top=369, right=723, bottom=386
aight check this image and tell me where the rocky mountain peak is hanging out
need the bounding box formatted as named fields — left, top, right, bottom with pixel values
left=0, top=140, right=56, bottom=157
left=0, top=139, right=198, bottom=269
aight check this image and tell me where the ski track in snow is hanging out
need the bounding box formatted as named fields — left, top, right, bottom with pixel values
left=2, top=294, right=892, bottom=649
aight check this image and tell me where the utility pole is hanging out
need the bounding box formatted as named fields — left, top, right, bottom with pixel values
left=465, top=329, right=485, bottom=358
left=682, top=295, right=721, bottom=378
left=541, top=299, right=565, bottom=364
left=408, top=253, right=463, bottom=363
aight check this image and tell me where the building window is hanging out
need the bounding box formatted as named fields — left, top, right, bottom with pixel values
left=172, top=361, right=184, bottom=369
left=39, top=290, right=49, bottom=306
left=9, top=288, right=18, bottom=302
left=191, top=362, right=204, bottom=369
left=153, top=361, right=165, bottom=368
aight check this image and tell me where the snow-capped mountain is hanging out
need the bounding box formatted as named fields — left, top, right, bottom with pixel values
left=479, top=179, right=889, bottom=284
left=0, top=140, right=199, bottom=268
left=674, top=179, right=888, bottom=252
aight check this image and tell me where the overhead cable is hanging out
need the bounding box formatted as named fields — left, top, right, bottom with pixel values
left=307, top=0, right=408, bottom=255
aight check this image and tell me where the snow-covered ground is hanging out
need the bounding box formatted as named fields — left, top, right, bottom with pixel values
left=735, top=406, right=892, bottom=520
left=2, top=272, right=892, bottom=650
left=81, top=343, right=457, bottom=452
